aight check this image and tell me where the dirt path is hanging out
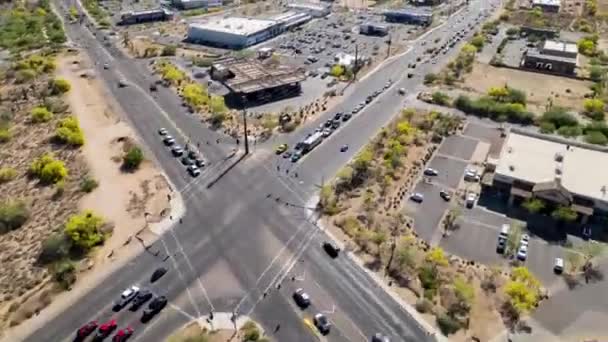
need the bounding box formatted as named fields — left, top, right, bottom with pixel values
left=2, top=52, right=174, bottom=341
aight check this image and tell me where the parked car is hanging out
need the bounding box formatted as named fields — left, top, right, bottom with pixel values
left=142, top=296, right=167, bottom=321
left=517, top=244, right=528, bottom=261
left=171, top=145, right=184, bottom=157
left=158, top=128, right=168, bottom=136
left=293, top=288, right=311, bottom=308
left=465, top=193, right=476, bottom=208
left=410, top=193, right=424, bottom=203
left=275, top=144, right=288, bottom=154
left=291, top=151, right=302, bottom=162
left=150, top=267, right=167, bottom=283
left=340, top=144, right=349, bottom=152
left=181, top=156, right=194, bottom=166
left=323, top=241, right=340, bottom=258
left=398, top=88, right=406, bottom=95
left=496, top=225, right=509, bottom=254
left=194, top=156, right=205, bottom=168
left=439, top=190, right=451, bottom=201
left=130, top=289, right=153, bottom=311
left=187, top=165, right=200, bottom=177
left=554, top=257, right=564, bottom=274
left=114, top=286, right=140, bottom=311
left=163, top=135, right=175, bottom=146
left=75, top=321, right=98, bottom=341
left=371, top=333, right=391, bottom=342
left=342, top=113, right=352, bottom=121
left=424, top=168, right=438, bottom=176
left=118, top=79, right=129, bottom=88
left=314, top=313, right=331, bottom=335
left=112, top=327, right=134, bottom=342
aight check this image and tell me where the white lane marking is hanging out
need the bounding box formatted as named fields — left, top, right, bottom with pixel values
left=166, top=226, right=216, bottom=311
left=158, top=236, right=203, bottom=318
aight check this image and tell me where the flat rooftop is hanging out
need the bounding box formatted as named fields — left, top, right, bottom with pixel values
left=190, top=17, right=277, bottom=36
left=495, top=131, right=608, bottom=202
left=384, top=7, right=433, bottom=16
left=525, top=48, right=577, bottom=64
left=532, top=0, right=561, bottom=6
left=543, top=40, right=577, bottom=54
left=213, top=58, right=306, bottom=94
left=286, top=2, right=329, bottom=10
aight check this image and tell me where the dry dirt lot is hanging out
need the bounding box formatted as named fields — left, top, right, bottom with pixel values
left=0, top=52, right=172, bottom=338
left=462, top=63, right=593, bottom=113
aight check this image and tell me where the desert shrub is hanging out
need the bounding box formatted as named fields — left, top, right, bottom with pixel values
left=80, top=176, right=99, bottom=193
left=0, top=200, right=30, bottom=234
left=44, top=97, right=69, bottom=114
left=39, top=233, right=72, bottom=263
left=0, top=126, right=11, bottom=143
left=31, top=106, right=53, bottom=123
left=122, top=146, right=144, bottom=170
left=556, top=125, right=582, bottom=138
left=210, top=112, right=227, bottom=126
left=30, top=153, right=68, bottom=184
left=585, top=130, right=608, bottom=145
left=415, top=298, right=434, bottom=313
left=330, top=64, right=345, bottom=77
left=0, top=167, right=17, bottom=183
left=431, top=92, right=451, bottom=106
left=161, top=45, right=177, bottom=56
left=539, top=107, right=579, bottom=129
left=55, top=116, right=85, bottom=146
left=240, top=321, right=261, bottom=341
left=436, top=313, right=461, bottom=335
left=539, top=121, right=556, bottom=133
left=52, top=260, right=76, bottom=289
left=424, top=73, right=438, bottom=85
left=419, top=264, right=441, bottom=291
left=50, top=78, right=71, bottom=94
left=63, top=210, right=105, bottom=251
left=453, top=95, right=533, bottom=124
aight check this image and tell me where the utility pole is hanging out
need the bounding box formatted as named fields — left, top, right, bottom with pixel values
left=241, top=97, right=250, bottom=155
left=354, top=44, right=359, bottom=80
left=386, top=35, right=392, bottom=58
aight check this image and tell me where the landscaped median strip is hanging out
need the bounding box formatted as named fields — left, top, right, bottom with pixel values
left=303, top=317, right=321, bottom=338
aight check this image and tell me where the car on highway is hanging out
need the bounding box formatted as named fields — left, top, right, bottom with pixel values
left=142, top=295, right=167, bottom=321
left=95, top=319, right=117, bottom=339
left=114, top=286, right=140, bottom=311
left=149, top=83, right=157, bottom=92
left=103, top=63, right=109, bottom=70
left=291, top=150, right=302, bottom=162
left=439, top=190, right=451, bottom=201
left=187, top=165, right=201, bottom=177
left=171, top=145, right=184, bottom=157
left=158, top=128, right=168, bottom=136
left=398, top=88, right=406, bottom=95
left=313, top=313, right=331, bottom=335
left=331, top=120, right=340, bottom=129
left=163, top=135, right=175, bottom=146
left=293, top=288, right=311, bottom=308
left=371, top=333, right=391, bottom=342
left=323, top=241, right=340, bottom=258
left=75, top=321, right=98, bottom=341
left=275, top=144, right=288, bottom=154
left=322, top=128, right=333, bottom=138
left=118, top=79, right=129, bottom=88
left=294, top=142, right=305, bottom=151
left=150, top=267, right=167, bottom=283
left=340, top=144, right=349, bottom=152
left=130, top=289, right=153, bottom=311
left=410, top=193, right=424, bottom=203
left=112, top=327, right=134, bottom=342
left=424, top=168, right=438, bottom=176
left=554, top=257, right=564, bottom=274
left=465, top=193, right=476, bottom=208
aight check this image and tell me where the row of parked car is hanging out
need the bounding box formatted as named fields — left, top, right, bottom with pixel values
left=74, top=268, right=168, bottom=341
left=159, top=128, right=206, bottom=177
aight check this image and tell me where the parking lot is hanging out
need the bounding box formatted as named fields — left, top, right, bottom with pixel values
left=405, top=122, right=568, bottom=286
left=262, top=12, right=418, bottom=75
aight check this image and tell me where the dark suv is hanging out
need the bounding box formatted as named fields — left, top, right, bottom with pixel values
left=323, top=242, right=340, bottom=258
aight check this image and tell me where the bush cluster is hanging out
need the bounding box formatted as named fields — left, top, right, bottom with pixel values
left=0, top=200, right=30, bottom=234
left=29, top=153, right=68, bottom=184
left=454, top=95, right=534, bottom=124
left=55, top=116, right=85, bottom=146
left=31, top=106, right=54, bottom=123
left=122, top=146, right=144, bottom=171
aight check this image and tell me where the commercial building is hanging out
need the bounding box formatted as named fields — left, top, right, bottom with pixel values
left=187, top=17, right=281, bottom=49
left=270, top=11, right=312, bottom=30
left=411, top=0, right=445, bottom=5
left=210, top=57, right=307, bottom=105
left=484, top=129, right=608, bottom=224
left=521, top=40, right=578, bottom=75
left=119, top=8, right=174, bottom=25
left=383, top=8, right=433, bottom=26
left=172, top=0, right=222, bottom=10
left=286, top=2, right=331, bottom=17
left=532, top=0, right=561, bottom=12
left=359, top=23, right=388, bottom=36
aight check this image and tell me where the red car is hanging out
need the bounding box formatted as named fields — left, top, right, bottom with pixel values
left=96, top=319, right=117, bottom=339
left=112, top=327, right=134, bottom=342
left=75, top=320, right=97, bottom=340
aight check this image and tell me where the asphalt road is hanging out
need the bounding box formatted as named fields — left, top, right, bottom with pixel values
left=20, top=1, right=500, bottom=341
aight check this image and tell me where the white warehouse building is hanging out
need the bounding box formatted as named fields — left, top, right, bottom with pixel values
left=187, top=17, right=281, bottom=49
left=173, top=0, right=222, bottom=10
left=286, top=2, right=330, bottom=17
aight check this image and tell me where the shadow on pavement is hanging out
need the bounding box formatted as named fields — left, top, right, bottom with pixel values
left=206, top=152, right=248, bottom=188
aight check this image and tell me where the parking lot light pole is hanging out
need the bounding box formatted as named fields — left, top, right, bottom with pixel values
left=241, top=96, right=250, bottom=155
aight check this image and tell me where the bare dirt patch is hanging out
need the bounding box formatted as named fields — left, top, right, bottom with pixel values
left=461, top=63, right=593, bottom=113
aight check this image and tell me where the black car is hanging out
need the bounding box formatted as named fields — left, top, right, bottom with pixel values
left=142, top=296, right=167, bottom=322
left=150, top=267, right=167, bottom=283
left=333, top=112, right=342, bottom=121
left=292, top=288, right=311, bottom=308
left=194, top=157, right=205, bottom=168
left=188, top=150, right=198, bottom=159
left=294, top=142, right=305, bottom=151
left=331, top=120, right=340, bottom=129
left=496, top=236, right=507, bottom=254
left=342, top=113, right=352, bottom=121
left=181, top=156, right=194, bottom=166
left=324, top=119, right=333, bottom=128
left=313, top=313, right=331, bottom=335
left=130, top=289, right=153, bottom=311
left=323, top=242, right=340, bottom=258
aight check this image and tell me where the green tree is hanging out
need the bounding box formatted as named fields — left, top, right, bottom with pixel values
left=578, top=37, right=597, bottom=56
left=30, top=153, right=68, bottom=184
left=0, top=200, right=29, bottom=234
left=589, top=65, right=606, bottom=83
left=123, top=146, right=144, bottom=170
left=552, top=206, right=578, bottom=222
left=330, top=65, right=345, bottom=77
left=431, top=91, right=451, bottom=106
left=522, top=197, right=545, bottom=213
left=39, top=233, right=72, bottom=263
left=425, top=247, right=448, bottom=267
left=504, top=280, right=539, bottom=313
left=51, top=78, right=71, bottom=94
left=31, top=106, right=53, bottom=123
left=182, top=83, right=208, bottom=108
left=209, top=95, right=227, bottom=114
left=424, top=73, right=438, bottom=85
left=488, top=86, right=510, bottom=101
left=63, top=210, right=105, bottom=251
left=470, top=35, right=485, bottom=50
